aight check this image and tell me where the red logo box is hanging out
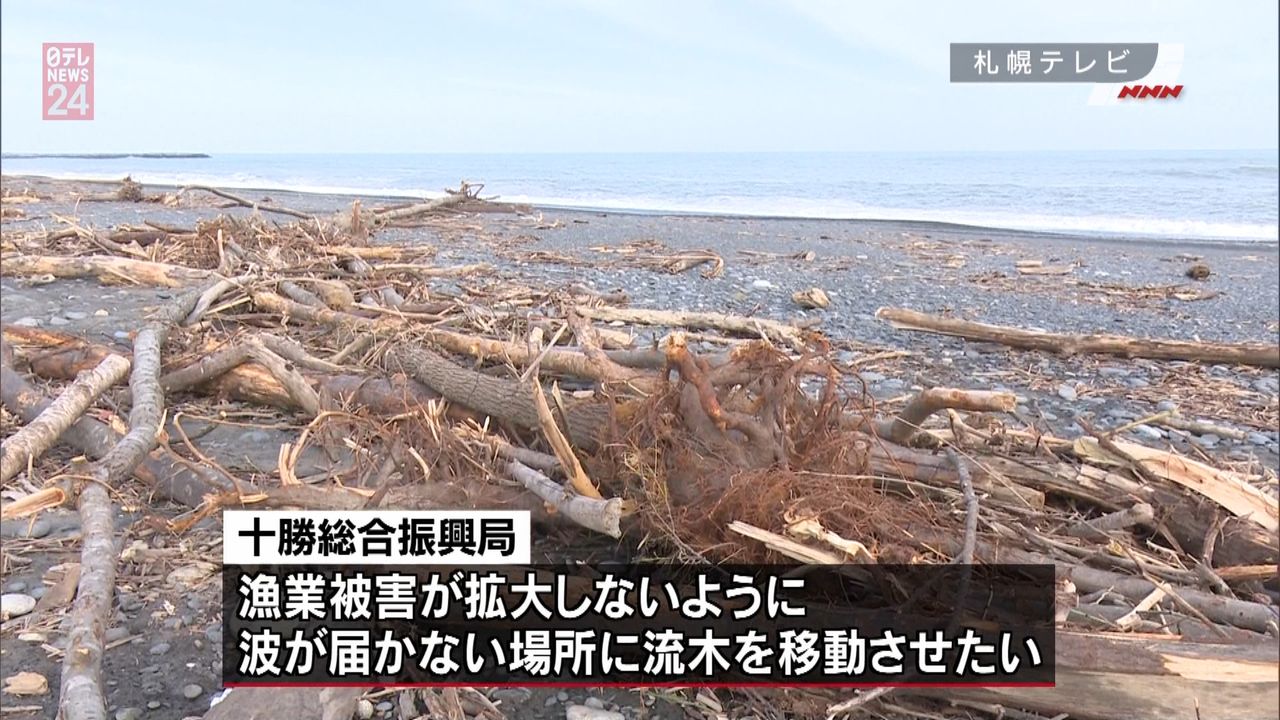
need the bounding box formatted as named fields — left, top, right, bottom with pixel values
left=43, top=42, right=94, bottom=120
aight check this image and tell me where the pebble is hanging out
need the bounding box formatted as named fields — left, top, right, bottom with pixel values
left=115, top=708, right=143, bottom=720
left=29, top=586, right=45, bottom=600
left=0, top=592, right=37, bottom=620
left=1098, top=367, right=1129, bottom=378
left=1156, top=400, right=1178, bottom=413
left=18, top=631, right=46, bottom=643
left=566, top=706, right=625, bottom=720
left=356, top=699, right=375, bottom=719
left=149, top=641, right=171, bottom=655
left=182, top=683, right=204, bottom=700
left=491, top=688, right=532, bottom=704
left=751, top=279, right=774, bottom=290
left=13, top=317, right=41, bottom=327
left=1041, top=411, right=1059, bottom=421
left=557, top=691, right=570, bottom=702
left=1197, top=434, right=1221, bottom=448
left=64, top=310, right=88, bottom=320
left=0, top=518, right=52, bottom=539
left=113, top=331, right=131, bottom=340
left=147, top=700, right=161, bottom=709
left=105, top=626, right=131, bottom=643
left=1132, top=424, right=1164, bottom=441
left=1126, top=377, right=1150, bottom=389
left=546, top=696, right=561, bottom=708
left=49, top=316, right=70, bottom=326
left=1056, top=384, right=1078, bottom=402
left=3, top=580, right=27, bottom=593
left=375, top=701, right=394, bottom=712
left=585, top=697, right=607, bottom=709
left=1248, top=432, right=1271, bottom=446
left=94, top=308, right=109, bottom=317
left=859, top=371, right=886, bottom=383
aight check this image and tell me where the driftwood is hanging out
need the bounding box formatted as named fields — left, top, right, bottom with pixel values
left=59, top=283, right=213, bottom=720
left=0, top=254, right=214, bottom=287
left=877, top=306, right=1280, bottom=368
left=0, top=353, right=130, bottom=483
left=923, top=632, right=1279, bottom=720
left=574, top=305, right=812, bottom=350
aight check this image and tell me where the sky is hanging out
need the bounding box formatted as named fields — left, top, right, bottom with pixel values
left=1, top=0, right=1276, bottom=154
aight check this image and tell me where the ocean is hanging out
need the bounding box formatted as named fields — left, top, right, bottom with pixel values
left=2, top=150, right=1276, bottom=242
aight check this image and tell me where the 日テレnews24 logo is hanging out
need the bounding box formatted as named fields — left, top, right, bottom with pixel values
left=43, top=42, right=94, bottom=120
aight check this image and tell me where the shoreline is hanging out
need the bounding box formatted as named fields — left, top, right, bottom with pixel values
left=3, top=172, right=1276, bottom=248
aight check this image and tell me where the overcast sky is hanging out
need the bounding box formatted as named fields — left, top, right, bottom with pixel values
left=2, top=0, right=1276, bottom=153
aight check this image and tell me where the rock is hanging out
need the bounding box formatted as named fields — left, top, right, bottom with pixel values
left=149, top=641, right=171, bottom=655
left=1253, top=377, right=1280, bottom=394
left=1248, top=432, right=1271, bottom=446
left=585, top=697, right=608, bottom=709
left=491, top=688, right=533, bottom=705
left=3, top=581, right=26, bottom=593
left=113, top=331, right=131, bottom=340
left=1041, top=411, right=1059, bottom=421
left=1156, top=400, right=1178, bottom=413
left=375, top=701, right=394, bottom=712
left=1127, top=377, right=1150, bottom=389
left=182, top=683, right=204, bottom=700
left=0, top=593, right=37, bottom=620
left=1197, top=434, right=1221, bottom=448
left=48, top=316, right=70, bottom=326
left=17, top=632, right=46, bottom=643
left=94, top=308, right=110, bottom=317
left=115, top=708, right=144, bottom=720
left=105, top=626, right=131, bottom=643
left=2, top=670, right=48, bottom=696
left=1097, top=367, right=1129, bottom=378
left=859, top=371, right=886, bottom=383
left=566, top=705, right=625, bottom=720
left=557, top=691, right=570, bottom=702
left=1056, top=384, right=1078, bottom=402
left=1185, top=262, right=1211, bottom=280
left=0, top=518, right=52, bottom=539
left=356, top=699, right=375, bottom=719
left=64, top=311, right=89, bottom=320
left=792, top=287, right=830, bottom=309
left=13, top=317, right=41, bottom=327
left=147, top=700, right=162, bottom=709
left=167, top=561, right=217, bottom=588
left=751, top=279, right=774, bottom=290
left=1132, top=424, right=1164, bottom=441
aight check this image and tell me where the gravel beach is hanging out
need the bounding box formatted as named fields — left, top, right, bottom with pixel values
left=1, top=174, right=1277, bottom=719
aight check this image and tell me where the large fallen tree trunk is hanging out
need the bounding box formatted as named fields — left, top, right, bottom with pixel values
left=0, top=254, right=214, bottom=287
left=876, top=307, right=1280, bottom=368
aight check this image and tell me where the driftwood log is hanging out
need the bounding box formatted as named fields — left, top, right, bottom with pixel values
left=877, top=306, right=1280, bottom=368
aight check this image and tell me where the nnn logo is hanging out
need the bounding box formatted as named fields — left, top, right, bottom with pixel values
left=1118, top=84, right=1183, bottom=99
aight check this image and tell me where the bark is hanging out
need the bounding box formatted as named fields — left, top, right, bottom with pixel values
left=1, top=354, right=130, bottom=482
left=0, top=254, right=213, bottom=287
left=877, top=306, right=1280, bottom=368
left=385, top=344, right=612, bottom=452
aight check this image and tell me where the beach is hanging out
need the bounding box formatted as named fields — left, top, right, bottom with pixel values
left=1, top=173, right=1278, bottom=720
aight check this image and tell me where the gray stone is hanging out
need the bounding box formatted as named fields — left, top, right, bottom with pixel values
left=113, top=331, right=131, bottom=340
left=0, top=593, right=36, bottom=620
left=1040, top=411, right=1059, bottom=421
left=49, top=316, right=70, bottom=326
left=28, top=586, right=45, bottom=600
left=1156, top=400, right=1178, bottom=413
left=13, top=317, right=41, bottom=327
left=3, top=580, right=26, bottom=593
left=859, top=371, right=886, bottom=383
left=64, top=310, right=89, bottom=320
left=147, top=701, right=161, bottom=710
left=1132, top=424, right=1164, bottom=441
left=115, top=708, right=144, bottom=720
left=181, top=683, right=204, bottom=700
left=1248, top=432, right=1271, bottom=446
left=376, top=701, right=394, bottom=712
left=557, top=691, right=571, bottom=702
left=585, top=697, right=608, bottom=709
left=1098, top=367, right=1129, bottom=378
left=149, top=641, right=171, bottom=655
left=105, top=626, right=131, bottom=643
left=356, top=699, right=375, bottom=719
left=1127, top=378, right=1150, bottom=389
left=1056, top=384, right=1078, bottom=402
left=492, top=688, right=533, bottom=705
left=1197, top=434, right=1221, bottom=448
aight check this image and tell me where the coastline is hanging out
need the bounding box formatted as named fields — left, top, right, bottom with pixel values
left=1, top=172, right=1277, bottom=720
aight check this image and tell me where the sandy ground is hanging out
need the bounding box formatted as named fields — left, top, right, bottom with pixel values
left=0, top=175, right=1277, bottom=719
